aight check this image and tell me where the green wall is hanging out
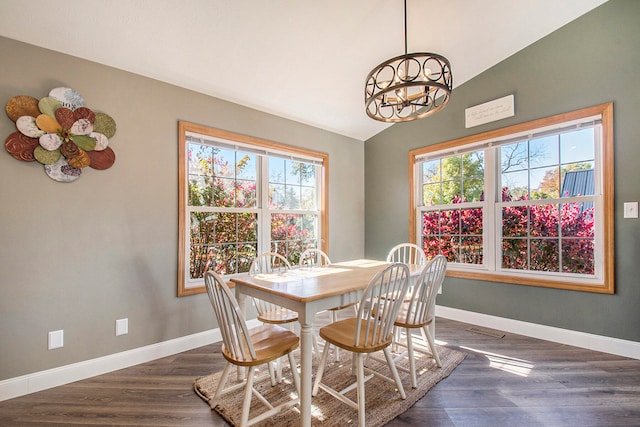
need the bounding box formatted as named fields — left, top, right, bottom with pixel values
left=365, top=0, right=640, bottom=342
left=0, top=37, right=364, bottom=380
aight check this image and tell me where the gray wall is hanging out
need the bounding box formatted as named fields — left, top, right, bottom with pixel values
left=365, top=0, right=640, bottom=342
left=0, top=37, right=364, bottom=380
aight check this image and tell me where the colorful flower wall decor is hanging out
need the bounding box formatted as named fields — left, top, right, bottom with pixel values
left=4, top=87, right=117, bottom=182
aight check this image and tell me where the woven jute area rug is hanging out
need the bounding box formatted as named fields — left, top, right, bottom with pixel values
left=194, top=344, right=466, bottom=426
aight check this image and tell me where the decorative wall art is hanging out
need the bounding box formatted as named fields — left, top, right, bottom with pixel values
left=4, top=87, right=117, bottom=182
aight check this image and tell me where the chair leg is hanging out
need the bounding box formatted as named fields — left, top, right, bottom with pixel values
left=330, top=310, right=340, bottom=361
left=287, top=351, right=301, bottom=396
left=422, top=325, right=442, bottom=367
left=276, top=357, right=283, bottom=383
left=405, top=328, right=417, bottom=388
left=267, top=360, right=277, bottom=386
left=312, top=342, right=332, bottom=396
left=240, top=366, right=256, bottom=427
left=382, top=347, right=406, bottom=399
left=392, top=325, right=401, bottom=353
left=356, top=353, right=366, bottom=427
left=212, top=363, right=233, bottom=405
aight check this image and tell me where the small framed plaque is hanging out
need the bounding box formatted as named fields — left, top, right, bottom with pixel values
left=465, top=94, right=515, bottom=128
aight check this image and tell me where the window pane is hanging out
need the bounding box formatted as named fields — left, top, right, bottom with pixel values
left=561, top=128, right=594, bottom=164
left=502, top=169, right=528, bottom=199
left=560, top=165, right=594, bottom=197
left=530, top=239, right=559, bottom=272
left=188, top=175, right=210, bottom=207
left=422, top=159, right=440, bottom=182
left=501, top=142, right=528, bottom=172
left=422, top=211, right=440, bottom=235
left=529, top=135, right=558, bottom=168
left=561, top=202, right=595, bottom=237
left=213, top=148, right=236, bottom=178
left=502, top=206, right=528, bottom=237
left=213, top=177, right=235, bottom=207
left=271, top=213, right=317, bottom=265
left=270, top=183, right=285, bottom=208
left=420, top=208, right=482, bottom=265
left=269, top=157, right=286, bottom=184
left=460, top=236, right=483, bottom=264
left=562, top=239, right=594, bottom=274
left=423, top=183, right=442, bottom=205
left=530, top=204, right=559, bottom=237
left=300, top=187, right=316, bottom=209
left=189, top=212, right=257, bottom=278
left=463, top=178, right=483, bottom=202
left=531, top=166, right=559, bottom=199
left=285, top=186, right=301, bottom=209
left=460, top=208, right=483, bottom=235
left=502, top=238, right=528, bottom=270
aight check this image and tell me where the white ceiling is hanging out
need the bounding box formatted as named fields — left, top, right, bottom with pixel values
left=0, top=0, right=608, bottom=141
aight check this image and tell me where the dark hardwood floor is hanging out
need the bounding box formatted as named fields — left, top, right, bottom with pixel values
left=1, top=317, right=639, bottom=426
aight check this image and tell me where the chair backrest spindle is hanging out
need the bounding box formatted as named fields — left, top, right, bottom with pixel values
left=386, top=243, right=428, bottom=265
left=403, top=254, right=447, bottom=326
left=354, top=263, right=410, bottom=348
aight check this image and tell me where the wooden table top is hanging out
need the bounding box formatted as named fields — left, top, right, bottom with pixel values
left=230, top=259, right=422, bottom=303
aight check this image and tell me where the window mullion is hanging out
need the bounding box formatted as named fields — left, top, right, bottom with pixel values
left=485, top=147, right=497, bottom=271
left=259, top=155, right=270, bottom=254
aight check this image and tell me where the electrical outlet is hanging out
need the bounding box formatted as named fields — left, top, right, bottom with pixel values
left=116, top=318, right=128, bottom=336
left=624, top=202, right=638, bottom=218
left=48, top=330, right=64, bottom=350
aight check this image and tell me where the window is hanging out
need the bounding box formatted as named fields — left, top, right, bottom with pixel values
left=178, top=122, right=328, bottom=296
left=409, top=103, right=614, bottom=293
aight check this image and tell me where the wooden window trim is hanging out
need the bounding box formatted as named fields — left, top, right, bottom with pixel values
left=178, top=121, right=329, bottom=296
left=408, top=103, right=614, bottom=294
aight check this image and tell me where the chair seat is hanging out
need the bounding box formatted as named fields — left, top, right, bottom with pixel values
left=394, top=302, right=435, bottom=329
left=223, top=324, right=299, bottom=366
left=257, top=308, right=298, bottom=325
left=319, top=317, right=392, bottom=353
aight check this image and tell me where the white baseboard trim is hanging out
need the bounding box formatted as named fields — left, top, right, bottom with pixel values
left=0, top=319, right=261, bottom=402
left=4, top=311, right=638, bottom=403
left=436, top=305, right=640, bottom=360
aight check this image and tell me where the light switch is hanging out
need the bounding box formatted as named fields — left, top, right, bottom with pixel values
left=624, top=202, right=638, bottom=218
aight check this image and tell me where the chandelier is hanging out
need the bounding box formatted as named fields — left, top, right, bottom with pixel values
left=365, top=0, right=453, bottom=122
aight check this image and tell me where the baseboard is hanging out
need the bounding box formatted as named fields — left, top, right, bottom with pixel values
left=0, top=319, right=261, bottom=402
left=436, top=305, right=640, bottom=360
left=5, top=311, right=638, bottom=403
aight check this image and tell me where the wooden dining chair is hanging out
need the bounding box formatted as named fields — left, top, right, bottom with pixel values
left=386, top=242, right=429, bottom=351
left=312, top=263, right=410, bottom=427
left=386, top=242, right=428, bottom=265
left=249, top=252, right=298, bottom=326
left=204, top=271, right=300, bottom=427
left=249, top=252, right=298, bottom=383
left=392, top=254, right=447, bottom=388
left=298, top=248, right=355, bottom=360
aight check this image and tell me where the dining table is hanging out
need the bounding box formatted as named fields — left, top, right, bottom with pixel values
left=229, top=259, right=426, bottom=427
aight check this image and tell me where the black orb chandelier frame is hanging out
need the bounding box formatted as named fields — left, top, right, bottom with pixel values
left=365, top=0, right=453, bottom=122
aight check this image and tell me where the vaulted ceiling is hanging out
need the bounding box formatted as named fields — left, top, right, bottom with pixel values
left=0, top=0, right=608, bottom=141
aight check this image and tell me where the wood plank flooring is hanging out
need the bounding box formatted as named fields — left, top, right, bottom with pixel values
left=1, top=317, right=639, bottom=426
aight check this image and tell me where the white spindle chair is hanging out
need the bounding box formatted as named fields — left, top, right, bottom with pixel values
left=312, top=263, right=410, bottom=427
left=392, top=254, right=447, bottom=388
left=204, top=271, right=300, bottom=427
